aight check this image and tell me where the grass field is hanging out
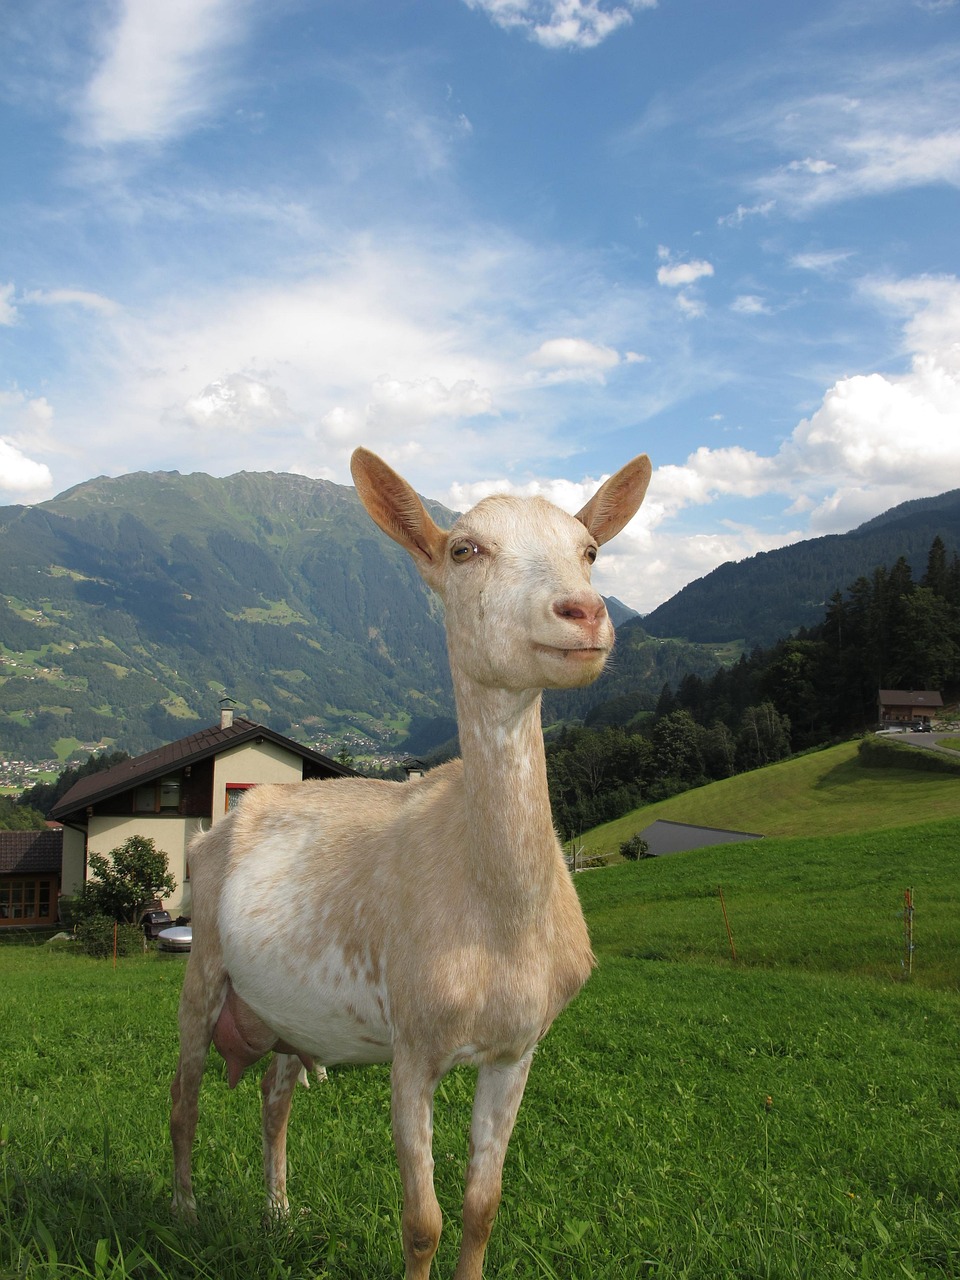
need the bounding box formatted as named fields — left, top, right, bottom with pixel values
left=2, top=760, right=959, bottom=1277
left=581, top=739, right=960, bottom=854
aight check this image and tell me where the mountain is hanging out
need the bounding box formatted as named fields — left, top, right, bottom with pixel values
left=641, top=490, right=960, bottom=648
left=0, top=469, right=718, bottom=765
left=0, top=470, right=457, bottom=763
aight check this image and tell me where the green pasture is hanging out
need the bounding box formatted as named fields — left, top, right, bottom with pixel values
left=582, top=739, right=960, bottom=854
left=2, top=781, right=959, bottom=1276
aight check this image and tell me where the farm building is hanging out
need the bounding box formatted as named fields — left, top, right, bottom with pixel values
left=0, top=827, right=64, bottom=927
left=877, top=689, right=943, bottom=728
left=50, top=709, right=355, bottom=918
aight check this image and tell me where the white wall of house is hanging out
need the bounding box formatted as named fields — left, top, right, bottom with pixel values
left=211, top=739, right=304, bottom=820
left=60, top=826, right=87, bottom=896
left=85, top=815, right=198, bottom=917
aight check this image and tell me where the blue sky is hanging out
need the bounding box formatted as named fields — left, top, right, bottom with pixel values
left=1, top=0, right=959, bottom=612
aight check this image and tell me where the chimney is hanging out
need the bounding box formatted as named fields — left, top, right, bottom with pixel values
left=219, top=697, right=236, bottom=730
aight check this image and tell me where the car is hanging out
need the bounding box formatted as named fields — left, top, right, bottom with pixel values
left=140, top=909, right=173, bottom=939
left=157, top=924, right=192, bottom=953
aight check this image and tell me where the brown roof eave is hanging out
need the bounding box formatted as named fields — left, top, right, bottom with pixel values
left=50, top=719, right=357, bottom=821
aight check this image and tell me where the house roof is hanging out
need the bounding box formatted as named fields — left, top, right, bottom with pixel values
left=638, top=819, right=765, bottom=857
left=0, top=827, right=64, bottom=876
left=878, top=690, right=944, bottom=708
left=50, top=718, right=355, bottom=822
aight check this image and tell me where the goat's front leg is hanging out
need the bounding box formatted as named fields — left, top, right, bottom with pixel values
left=391, top=1051, right=443, bottom=1280
left=261, top=1052, right=307, bottom=1217
left=454, top=1054, right=534, bottom=1280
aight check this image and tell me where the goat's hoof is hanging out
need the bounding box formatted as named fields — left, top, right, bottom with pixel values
left=170, top=1195, right=198, bottom=1224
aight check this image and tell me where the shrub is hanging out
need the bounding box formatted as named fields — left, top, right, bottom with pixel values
left=75, top=914, right=144, bottom=959
left=618, top=833, right=651, bottom=861
left=73, top=835, right=177, bottom=926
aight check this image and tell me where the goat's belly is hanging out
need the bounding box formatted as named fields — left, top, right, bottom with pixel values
left=223, top=949, right=393, bottom=1066
left=219, top=839, right=394, bottom=1065
left=219, top=932, right=392, bottom=1067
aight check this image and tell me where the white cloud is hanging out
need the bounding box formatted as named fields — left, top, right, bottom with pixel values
left=0, top=284, right=18, bottom=326
left=644, top=273, right=960, bottom=544
left=717, top=200, right=775, bottom=228
left=749, top=50, right=960, bottom=212
left=79, top=0, right=248, bottom=145
left=789, top=249, right=853, bottom=273
left=675, top=293, right=706, bottom=319
left=529, top=337, right=620, bottom=368
left=464, top=0, right=655, bottom=50
left=182, top=374, right=290, bottom=431
left=730, top=294, right=771, bottom=315
left=0, top=438, right=54, bottom=502
left=526, top=336, right=622, bottom=382
left=656, top=257, right=715, bottom=288
left=23, top=288, right=121, bottom=316
left=367, top=376, right=494, bottom=428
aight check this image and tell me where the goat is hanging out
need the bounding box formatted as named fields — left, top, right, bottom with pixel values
left=170, top=446, right=652, bottom=1279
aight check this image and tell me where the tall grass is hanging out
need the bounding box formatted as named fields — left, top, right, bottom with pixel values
left=2, top=817, right=959, bottom=1277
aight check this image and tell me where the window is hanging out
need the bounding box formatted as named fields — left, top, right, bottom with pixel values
left=225, top=783, right=254, bottom=813
left=134, top=773, right=182, bottom=814
left=0, top=878, right=55, bottom=924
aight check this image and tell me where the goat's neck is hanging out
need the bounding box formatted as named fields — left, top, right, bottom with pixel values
left=453, top=675, right=557, bottom=922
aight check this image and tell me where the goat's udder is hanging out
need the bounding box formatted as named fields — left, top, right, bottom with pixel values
left=213, top=983, right=315, bottom=1088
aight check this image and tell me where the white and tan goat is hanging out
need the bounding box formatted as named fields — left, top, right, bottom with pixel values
left=170, top=446, right=652, bottom=1279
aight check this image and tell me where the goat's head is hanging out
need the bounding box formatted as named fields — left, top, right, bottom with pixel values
left=351, top=448, right=651, bottom=692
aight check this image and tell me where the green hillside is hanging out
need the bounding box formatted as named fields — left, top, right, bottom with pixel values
left=581, top=738, right=960, bottom=855
left=0, top=470, right=457, bottom=762
left=577, top=817, right=960, bottom=990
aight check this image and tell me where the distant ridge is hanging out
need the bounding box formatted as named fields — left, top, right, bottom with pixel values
left=641, top=489, right=960, bottom=647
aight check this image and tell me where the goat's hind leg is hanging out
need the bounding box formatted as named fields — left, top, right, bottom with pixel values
left=170, top=957, right=227, bottom=1219
left=261, top=1051, right=305, bottom=1218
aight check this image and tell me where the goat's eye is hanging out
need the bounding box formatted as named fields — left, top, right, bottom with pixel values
left=585, top=545, right=598, bottom=565
left=450, top=539, right=479, bottom=563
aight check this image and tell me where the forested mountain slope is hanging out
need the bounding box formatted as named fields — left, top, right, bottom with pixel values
left=0, top=470, right=455, bottom=761
left=642, top=489, right=960, bottom=647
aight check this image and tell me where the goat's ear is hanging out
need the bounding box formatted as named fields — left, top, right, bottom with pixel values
left=351, top=448, right=448, bottom=583
left=575, top=454, right=652, bottom=547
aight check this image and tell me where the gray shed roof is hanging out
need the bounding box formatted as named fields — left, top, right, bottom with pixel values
left=639, top=819, right=764, bottom=857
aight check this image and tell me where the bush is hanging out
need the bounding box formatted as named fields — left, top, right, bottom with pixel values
left=75, top=914, right=144, bottom=959
left=72, top=835, right=177, bottom=927
left=619, top=833, right=651, bottom=861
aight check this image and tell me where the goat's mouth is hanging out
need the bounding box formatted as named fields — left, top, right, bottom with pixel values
left=535, top=644, right=609, bottom=663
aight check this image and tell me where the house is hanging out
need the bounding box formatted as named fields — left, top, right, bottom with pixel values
left=877, top=689, right=943, bottom=729
left=50, top=710, right=356, bottom=917
left=0, top=826, right=64, bottom=927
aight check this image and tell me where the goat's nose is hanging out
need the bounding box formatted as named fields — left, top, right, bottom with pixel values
left=553, top=594, right=607, bottom=623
